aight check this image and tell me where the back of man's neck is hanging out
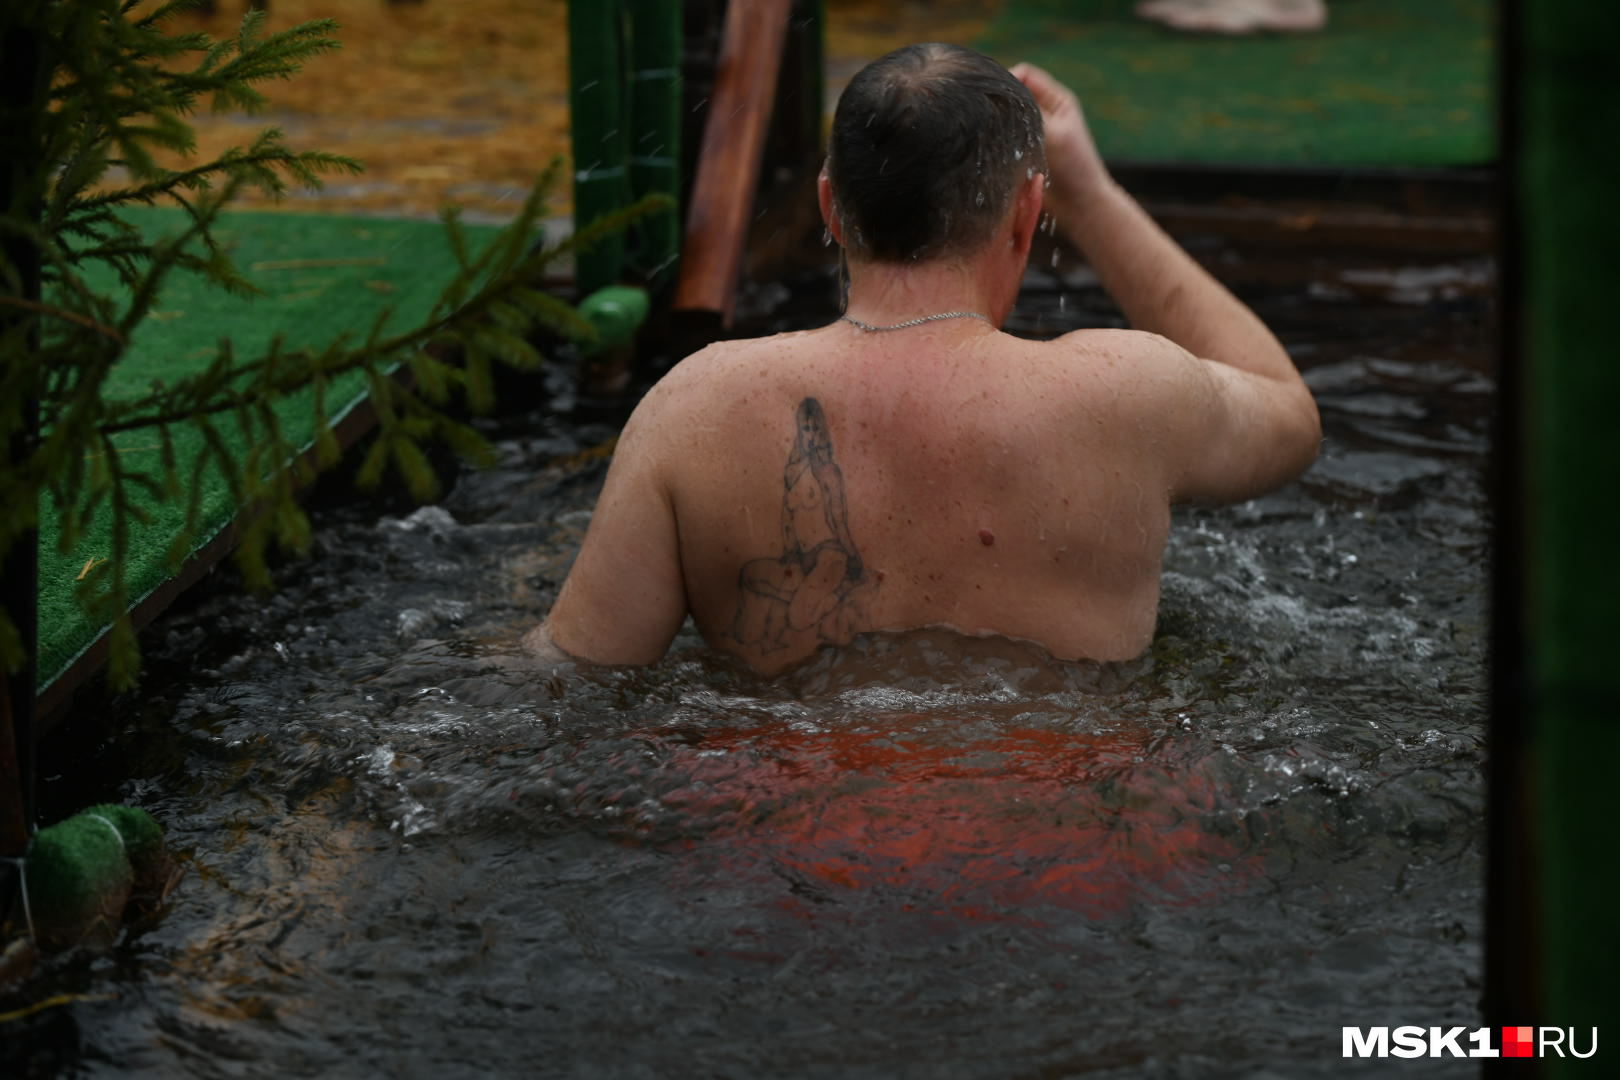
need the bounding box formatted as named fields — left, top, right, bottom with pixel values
left=842, top=255, right=1008, bottom=327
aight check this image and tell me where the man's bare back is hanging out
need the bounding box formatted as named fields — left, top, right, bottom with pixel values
left=600, top=326, right=1183, bottom=672
left=530, top=47, right=1320, bottom=673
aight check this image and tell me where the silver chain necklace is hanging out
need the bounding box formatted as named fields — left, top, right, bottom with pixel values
left=839, top=311, right=992, bottom=332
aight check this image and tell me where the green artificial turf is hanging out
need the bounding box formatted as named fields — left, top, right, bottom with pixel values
left=974, top=0, right=1494, bottom=167
left=37, top=207, right=499, bottom=693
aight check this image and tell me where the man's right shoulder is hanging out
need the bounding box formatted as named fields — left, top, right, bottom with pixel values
left=1043, top=327, right=1319, bottom=503
left=1036, top=327, right=1205, bottom=401
left=1043, top=326, right=1183, bottom=366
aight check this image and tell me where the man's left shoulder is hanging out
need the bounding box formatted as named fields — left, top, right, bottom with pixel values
left=671, top=329, right=811, bottom=375
left=644, top=331, right=811, bottom=411
left=620, top=339, right=762, bottom=453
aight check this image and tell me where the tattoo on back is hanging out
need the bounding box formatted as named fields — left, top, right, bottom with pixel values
left=731, top=397, right=876, bottom=652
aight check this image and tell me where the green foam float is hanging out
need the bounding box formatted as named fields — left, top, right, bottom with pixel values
left=576, top=284, right=650, bottom=398
left=23, top=804, right=170, bottom=949
left=577, top=284, right=650, bottom=356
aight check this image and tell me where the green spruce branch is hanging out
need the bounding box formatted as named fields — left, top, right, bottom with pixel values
left=0, top=0, right=668, bottom=688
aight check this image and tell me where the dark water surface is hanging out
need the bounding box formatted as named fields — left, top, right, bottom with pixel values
left=20, top=247, right=1491, bottom=1077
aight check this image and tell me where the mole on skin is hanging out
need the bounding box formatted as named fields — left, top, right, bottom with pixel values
left=979, top=529, right=996, bottom=546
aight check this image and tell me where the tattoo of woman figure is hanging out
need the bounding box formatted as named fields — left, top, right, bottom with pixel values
left=731, top=398, right=877, bottom=652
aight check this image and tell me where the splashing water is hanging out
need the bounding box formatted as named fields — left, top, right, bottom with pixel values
left=24, top=249, right=1491, bottom=1078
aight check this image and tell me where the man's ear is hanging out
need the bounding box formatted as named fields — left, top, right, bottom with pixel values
left=1009, top=170, right=1044, bottom=257
left=818, top=167, right=845, bottom=246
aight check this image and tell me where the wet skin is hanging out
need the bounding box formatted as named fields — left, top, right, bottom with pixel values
left=533, top=62, right=1319, bottom=672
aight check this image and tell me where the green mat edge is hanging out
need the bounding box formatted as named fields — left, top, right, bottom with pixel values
left=36, top=375, right=378, bottom=695
left=36, top=207, right=505, bottom=696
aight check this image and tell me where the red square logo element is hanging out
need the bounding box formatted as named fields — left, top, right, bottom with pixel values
left=1503, top=1026, right=1535, bottom=1058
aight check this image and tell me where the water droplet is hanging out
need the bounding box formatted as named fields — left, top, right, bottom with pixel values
left=822, top=228, right=832, bottom=247
left=1013, top=148, right=1023, bottom=161
left=975, top=190, right=985, bottom=208
left=1051, top=249, right=1060, bottom=268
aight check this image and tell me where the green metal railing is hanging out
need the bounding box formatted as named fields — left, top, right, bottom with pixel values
left=1509, top=0, right=1620, bottom=1067
left=568, top=0, right=683, bottom=297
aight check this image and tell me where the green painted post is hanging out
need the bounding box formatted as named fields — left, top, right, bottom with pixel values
left=626, top=0, right=682, bottom=291
left=1515, top=0, right=1620, bottom=1066
left=568, top=0, right=629, bottom=297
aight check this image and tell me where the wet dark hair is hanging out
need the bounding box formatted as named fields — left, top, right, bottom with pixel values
left=827, top=43, right=1045, bottom=264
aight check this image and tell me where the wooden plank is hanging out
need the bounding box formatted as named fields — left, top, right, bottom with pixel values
left=1138, top=200, right=1493, bottom=252
left=672, top=0, right=793, bottom=326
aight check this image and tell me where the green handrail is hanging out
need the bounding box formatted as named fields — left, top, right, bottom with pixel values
left=1519, top=1, right=1620, bottom=1069
left=567, top=1, right=630, bottom=297
left=568, top=0, right=683, bottom=297
left=626, top=0, right=682, bottom=290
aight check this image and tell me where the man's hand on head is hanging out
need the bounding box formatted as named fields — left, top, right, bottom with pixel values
left=1010, top=62, right=1111, bottom=211
left=1010, top=62, right=1317, bottom=502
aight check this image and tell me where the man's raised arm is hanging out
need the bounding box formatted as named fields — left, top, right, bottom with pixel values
left=525, top=394, right=688, bottom=665
left=1014, top=63, right=1320, bottom=503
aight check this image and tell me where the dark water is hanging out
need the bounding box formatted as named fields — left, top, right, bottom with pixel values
left=15, top=247, right=1491, bottom=1077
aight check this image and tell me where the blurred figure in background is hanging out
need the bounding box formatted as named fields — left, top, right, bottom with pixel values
left=1137, top=0, right=1327, bottom=34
